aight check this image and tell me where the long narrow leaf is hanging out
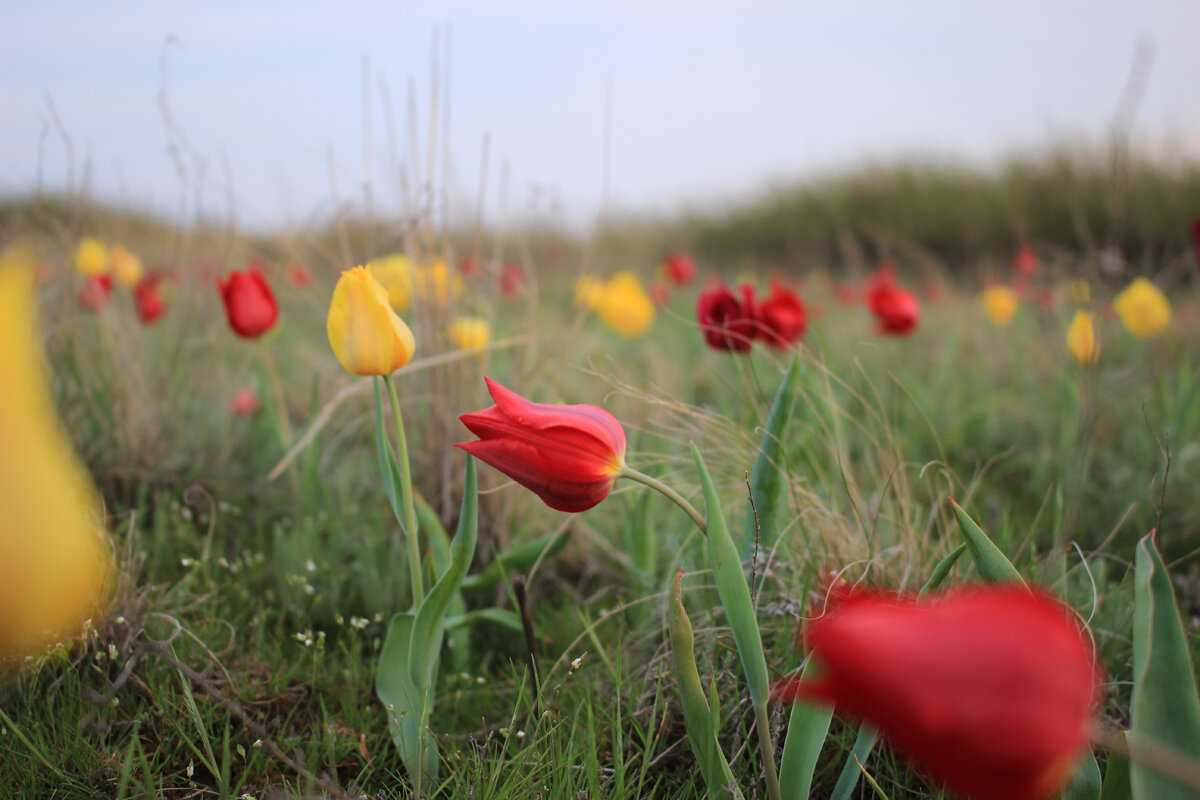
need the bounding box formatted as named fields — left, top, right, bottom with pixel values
left=1098, top=732, right=1132, bottom=800
left=831, top=726, right=880, bottom=800
left=376, top=612, right=437, bottom=780
left=949, top=499, right=1023, bottom=584
left=778, top=658, right=833, bottom=800
left=460, top=529, right=570, bottom=590
left=745, top=349, right=802, bottom=557
left=1131, top=531, right=1200, bottom=800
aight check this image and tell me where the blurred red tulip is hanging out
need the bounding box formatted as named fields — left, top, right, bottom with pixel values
left=77, top=274, right=113, bottom=311
left=230, top=388, right=261, bottom=417
left=456, top=377, right=627, bottom=512
left=134, top=274, right=166, bottom=324
left=1033, top=287, right=1055, bottom=310
left=661, top=253, right=696, bottom=286
left=499, top=262, right=526, bottom=299
left=648, top=281, right=671, bottom=306
left=871, top=285, right=920, bottom=336
left=756, top=281, right=806, bottom=349
left=775, top=585, right=1100, bottom=800
left=217, top=268, right=278, bottom=339
left=459, top=257, right=478, bottom=276
left=1014, top=244, right=1039, bottom=277
left=833, top=282, right=857, bottom=307
left=865, top=263, right=898, bottom=316
left=697, top=285, right=757, bottom=353
left=286, top=262, right=312, bottom=288
left=922, top=280, right=943, bottom=304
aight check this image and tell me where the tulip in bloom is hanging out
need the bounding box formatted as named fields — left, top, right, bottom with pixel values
left=448, top=315, right=490, bottom=351
left=73, top=236, right=109, bottom=277
left=413, top=261, right=463, bottom=306
left=327, top=266, right=416, bottom=376
left=595, top=272, right=656, bottom=338
left=109, top=244, right=144, bottom=288
left=368, top=254, right=415, bottom=310
left=77, top=274, right=114, bottom=311
left=756, top=281, right=806, bottom=349
left=697, top=285, right=758, bottom=352
left=981, top=285, right=1019, bottom=327
left=1014, top=244, right=1039, bottom=277
left=218, top=268, right=278, bottom=339
left=870, top=285, right=920, bottom=336
left=1113, top=277, right=1171, bottom=340
left=775, top=585, right=1100, bottom=800
left=456, top=377, right=627, bottom=512
left=134, top=273, right=167, bottom=324
left=661, top=253, right=696, bottom=286
left=1066, top=310, right=1099, bottom=364
left=499, top=262, right=527, bottom=299
left=1, top=248, right=111, bottom=661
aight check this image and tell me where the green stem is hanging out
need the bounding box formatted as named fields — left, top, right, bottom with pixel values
left=620, top=465, right=707, bottom=536
left=383, top=373, right=423, bottom=604
left=755, top=702, right=783, bottom=800
left=260, top=341, right=300, bottom=496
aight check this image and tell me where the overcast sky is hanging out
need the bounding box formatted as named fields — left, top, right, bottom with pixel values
left=3, top=1, right=1199, bottom=232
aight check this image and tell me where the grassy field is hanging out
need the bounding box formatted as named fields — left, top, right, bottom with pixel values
left=1, top=177, right=1199, bottom=800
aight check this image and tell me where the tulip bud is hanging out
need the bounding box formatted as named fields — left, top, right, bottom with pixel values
left=326, top=266, right=416, bottom=376
left=217, top=268, right=278, bottom=339
left=456, top=377, right=627, bottom=512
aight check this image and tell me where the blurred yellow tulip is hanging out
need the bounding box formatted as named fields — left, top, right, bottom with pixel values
left=574, top=276, right=604, bottom=310
left=1, top=245, right=111, bottom=662
left=73, top=237, right=109, bottom=277
left=980, top=286, right=1019, bottom=327
left=448, top=316, right=490, bottom=351
left=414, top=262, right=463, bottom=306
left=327, top=266, right=417, bottom=376
left=595, top=272, right=656, bottom=338
left=1066, top=310, right=1099, bottom=364
left=109, top=244, right=145, bottom=288
left=1113, top=277, right=1171, bottom=340
left=368, top=254, right=415, bottom=310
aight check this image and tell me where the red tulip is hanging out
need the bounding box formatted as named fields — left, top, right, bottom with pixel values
left=871, top=285, right=920, bottom=336
left=456, top=377, right=627, bottom=512
left=661, top=253, right=696, bottom=286
left=217, top=268, right=278, bottom=339
left=833, top=282, right=857, bottom=307
left=286, top=262, right=312, bottom=288
left=134, top=274, right=166, bottom=324
left=775, top=585, right=1100, bottom=800
left=1014, top=244, right=1039, bottom=277
left=77, top=274, right=113, bottom=311
left=648, top=280, right=671, bottom=306
left=865, top=263, right=898, bottom=316
left=499, top=262, right=527, bottom=299
left=230, top=388, right=261, bottom=417
left=756, top=281, right=806, bottom=349
left=697, top=285, right=757, bottom=352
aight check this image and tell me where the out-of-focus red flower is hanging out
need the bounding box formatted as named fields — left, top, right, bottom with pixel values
left=648, top=280, right=671, bottom=306
left=834, top=282, right=857, bottom=307
left=499, top=262, right=526, bottom=299
left=456, top=377, right=627, bottom=513
left=697, top=285, right=758, bottom=352
left=217, top=268, right=278, bottom=339
left=230, top=388, right=261, bottom=417
left=922, top=280, right=943, bottom=304
left=285, top=262, right=312, bottom=288
left=458, top=257, right=478, bottom=277
left=661, top=253, right=696, bottom=286
left=865, top=263, right=898, bottom=316
left=1014, top=244, right=1039, bottom=277
left=775, top=585, right=1100, bottom=800
left=77, top=274, right=113, bottom=311
left=134, top=273, right=167, bottom=324
left=1033, top=287, right=1055, bottom=310
left=871, top=286, right=920, bottom=336
left=756, top=281, right=806, bottom=349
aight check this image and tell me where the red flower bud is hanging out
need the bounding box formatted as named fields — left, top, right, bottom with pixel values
left=456, top=377, right=627, bottom=512
left=870, top=285, right=920, bottom=336
left=134, top=272, right=167, bottom=325
left=217, top=268, right=278, bottom=339
left=756, top=281, right=806, bottom=349
left=775, top=585, right=1100, bottom=800
left=697, top=284, right=757, bottom=352
left=77, top=274, right=113, bottom=311
left=661, top=253, right=696, bottom=286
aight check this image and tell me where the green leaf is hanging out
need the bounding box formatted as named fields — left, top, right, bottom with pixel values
left=919, top=543, right=967, bottom=595
left=668, top=569, right=741, bottom=800
left=460, top=529, right=570, bottom=590
left=1098, top=732, right=1132, bottom=800
left=1131, top=531, right=1200, bottom=800
left=444, top=608, right=524, bottom=633
left=949, top=499, right=1024, bottom=584
left=831, top=726, right=880, bottom=800
left=376, top=611, right=437, bottom=781
left=745, top=349, right=802, bottom=557
left=778, top=659, right=834, bottom=800
left=694, top=444, right=771, bottom=709
left=1061, top=750, right=1102, bottom=800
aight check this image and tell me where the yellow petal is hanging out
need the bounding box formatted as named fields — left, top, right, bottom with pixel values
left=327, top=266, right=416, bottom=376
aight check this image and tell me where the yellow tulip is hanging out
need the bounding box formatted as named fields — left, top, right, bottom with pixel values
left=414, top=262, right=463, bottom=306
left=980, top=286, right=1019, bottom=327
left=368, top=254, right=415, bottom=311
left=448, top=316, right=490, bottom=351
left=1113, top=277, right=1171, bottom=340
left=574, top=276, right=604, bottom=310
left=327, top=266, right=417, bottom=376
left=1066, top=310, right=1099, bottom=364
left=595, top=272, right=655, bottom=338
left=109, top=244, right=144, bottom=288
left=1, top=245, right=111, bottom=661
left=73, top=237, right=109, bottom=277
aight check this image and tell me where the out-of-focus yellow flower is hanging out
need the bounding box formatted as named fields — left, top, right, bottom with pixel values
left=413, top=261, right=462, bottom=306
left=1067, top=279, right=1091, bottom=306
left=108, top=244, right=144, bottom=288
left=594, top=272, right=655, bottom=338
left=1066, top=310, right=1099, bottom=364
left=327, top=266, right=416, bottom=376
left=73, top=237, right=109, bottom=277
left=980, top=286, right=1019, bottom=327
left=1, top=245, right=111, bottom=662
left=448, top=316, right=490, bottom=351
left=368, top=254, right=414, bottom=310
left=574, top=276, right=604, bottom=310
left=1113, top=277, right=1171, bottom=340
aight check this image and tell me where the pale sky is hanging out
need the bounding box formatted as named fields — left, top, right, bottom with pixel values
left=3, top=1, right=1199, bottom=232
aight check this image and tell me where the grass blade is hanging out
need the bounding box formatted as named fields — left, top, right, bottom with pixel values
left=745, top=348, right=802, bottom=556
left=778, top=658, right=834, bottom=800
left=949, top=498, right=1023, bottom=584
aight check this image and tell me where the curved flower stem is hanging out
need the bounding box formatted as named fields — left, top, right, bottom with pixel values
left=383, top=373, right=423, bottom=604
left=619, top=465, right=707, bottom=536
